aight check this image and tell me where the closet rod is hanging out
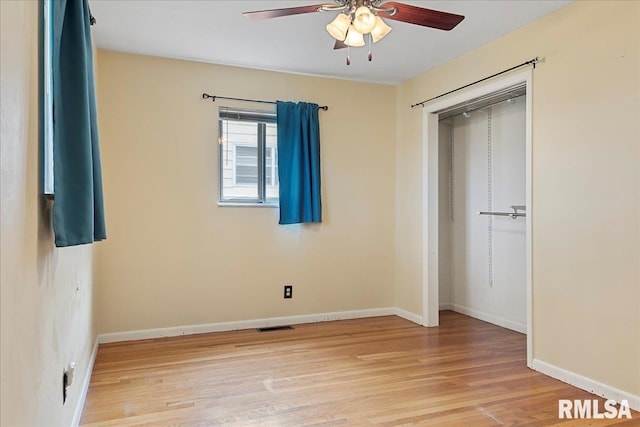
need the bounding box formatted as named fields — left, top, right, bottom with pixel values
left=410, top=57, right=538, bottom=109
left=202, top=93, right=328, bottom=111
left=479, top=205, right=526, bottom=219
left=478, top=211, right=526, bottom=219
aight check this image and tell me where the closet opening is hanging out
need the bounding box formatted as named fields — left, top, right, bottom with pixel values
left=421, top=71, right=533, bottom=366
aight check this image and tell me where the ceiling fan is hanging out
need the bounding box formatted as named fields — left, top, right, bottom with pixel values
left=243, top=0, right=465, bottom=65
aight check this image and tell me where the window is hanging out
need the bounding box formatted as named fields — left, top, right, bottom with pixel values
left=219, top=108, right=278, bottom=205
left=43, top=0, right=54, bottom=196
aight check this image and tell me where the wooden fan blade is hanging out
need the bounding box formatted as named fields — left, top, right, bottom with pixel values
left=379, top=2, right=464, bottom=31
left=243, top=4, right=330, bottom=20
left=333, top=39, right=348, bottom=50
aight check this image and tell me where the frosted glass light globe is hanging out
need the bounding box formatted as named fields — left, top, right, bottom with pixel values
left=371, top=16, right=392, bottom=43
left=326, top=13, right=350, bottom=41
left=344, top=25, right=365, bottom=47
left=353, top=6, right=376, bottom=34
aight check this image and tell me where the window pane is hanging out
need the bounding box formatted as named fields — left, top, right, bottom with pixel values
left=265, top=147, right=279, bottom=187
left=43, top=0, right=54, bottom=195
left=265, top=124, right=279, bottom=200
left=266, top=148, right=272, bottom=185
left=236, top=146, right=258, bottom=185
left=220, top=120, right=258, bottom=200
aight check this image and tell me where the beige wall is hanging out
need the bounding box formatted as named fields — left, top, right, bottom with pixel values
left=95, top=51, right=396, bottom=333
left=0, top=1, right=97, bottom=426
left=395, top=0, right=639, bottom=396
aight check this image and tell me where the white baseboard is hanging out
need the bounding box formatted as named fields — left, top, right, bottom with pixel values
left=439, top=303, right=451, bottom=310
left=98, top=308, right=402, bottom=344
left=392, top=308, right=423, bottom=325
left=532, top=359, right=640, bottom=412
left=72, top=336, right=99, bottom=427
left=450, top=303, right=526, bottom=334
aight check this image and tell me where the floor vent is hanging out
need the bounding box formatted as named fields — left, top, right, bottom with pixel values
left=257, top=325, right=294, bottom=332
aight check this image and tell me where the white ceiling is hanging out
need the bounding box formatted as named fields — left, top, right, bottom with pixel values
left=89, top=0, right=572, bottom=85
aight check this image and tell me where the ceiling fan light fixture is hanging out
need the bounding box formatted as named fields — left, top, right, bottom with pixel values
left=344, top=25, right=365, bottom=47
left=242, top=1, right=465, bottom=68
left=353, top=6, right=376, bottom=34
left=326, top=13, right=351, bottom=41
left=371, top=16, right=392, bottom=43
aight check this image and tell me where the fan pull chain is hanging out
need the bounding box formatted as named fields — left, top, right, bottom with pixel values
left=368, top=34, right=372, bottom=62
left=487, top=108, right=494, bottom=288
left=346, top=44, right=351, bottom=66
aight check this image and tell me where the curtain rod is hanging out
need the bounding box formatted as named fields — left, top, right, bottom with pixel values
left=410, top=57, right=539, bottom=109
left=202, top=93, right=328, bottom=111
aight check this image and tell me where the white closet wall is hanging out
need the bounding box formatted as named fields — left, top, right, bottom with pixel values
left=439, top=100, right=527, bottom=332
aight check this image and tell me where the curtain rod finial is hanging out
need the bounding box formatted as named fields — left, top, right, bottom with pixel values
left=202, top=93, right=216, bottom=102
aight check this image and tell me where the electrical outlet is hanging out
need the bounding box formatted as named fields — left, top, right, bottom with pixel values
left=284, top=285, right=292, bottom=299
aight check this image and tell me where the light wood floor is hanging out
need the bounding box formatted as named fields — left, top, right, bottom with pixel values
left=80, top=311, right=637, bottom=426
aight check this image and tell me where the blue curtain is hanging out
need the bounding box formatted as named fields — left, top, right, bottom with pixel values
left=52, top=0, right=106, bottom=247
left=276, top=101, right=322, bottom=224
